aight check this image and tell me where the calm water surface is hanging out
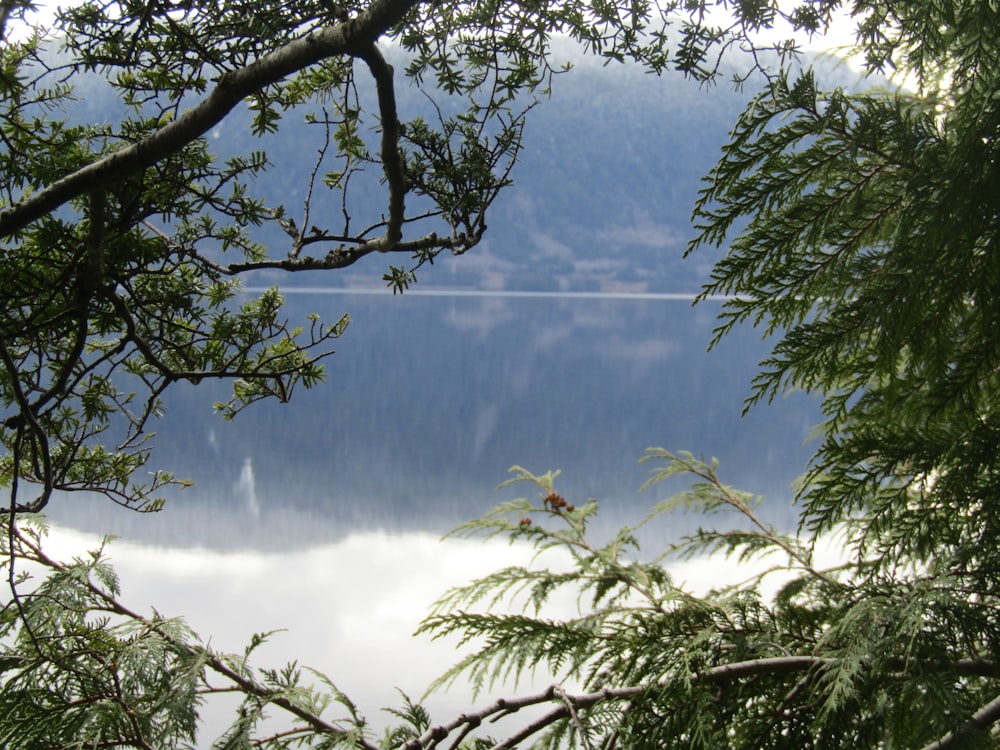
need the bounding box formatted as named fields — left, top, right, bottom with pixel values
left=51, top=290, right=821, bottom=548
left=42, top=290, right=825, bottom=740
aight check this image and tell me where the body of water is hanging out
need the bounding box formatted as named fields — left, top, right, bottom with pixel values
left=39, top=289, right=825, bottom=742
left=50, top=290, right=821, bottom=549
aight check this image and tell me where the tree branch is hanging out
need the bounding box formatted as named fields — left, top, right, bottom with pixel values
left=13, top=525, right=381, bottom=750
left=356, top=42, right=405, bottom=251
left=406, top=653, right=1000, bottom=749
left=408, top=658, right=831, bottom=749
left=0, top=0, right=16, bottom=40
left=217, top=230, right=469, bottom=274
left=0, top=0, right=420, bottom=240
left=919, top=692, right=1000, bottom=750
left=0, top=331, right=53, bottom=513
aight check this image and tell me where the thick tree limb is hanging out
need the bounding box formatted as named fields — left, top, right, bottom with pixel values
left=920, top=693, right=1000, bottom=750
left=0, top=0, right=420, bottom=240
left=356, top=41, right=405, bottom=251
left=0, top=0, right=15, bottom=39
left=403, top=655, right=1000, bottom=749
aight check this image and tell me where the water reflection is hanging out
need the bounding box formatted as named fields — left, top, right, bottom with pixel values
left=48, top=291, right=822, bottom=550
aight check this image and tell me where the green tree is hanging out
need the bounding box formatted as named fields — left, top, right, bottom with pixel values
left=0, top=0, right=830, bottom=746
left=4, top=0, right=999, bottom=748
left=409, top=1, right=1000, bottom=747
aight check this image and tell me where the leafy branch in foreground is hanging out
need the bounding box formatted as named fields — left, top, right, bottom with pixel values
left=0, top=516, right=383, bottom=750
left=4, top=0, right=999, bottom=747
left=5, top=449, right=1000, bottom=748
left=410, top=455, right=1000, bottom=749
left=0, top=457, right=833, bottom=750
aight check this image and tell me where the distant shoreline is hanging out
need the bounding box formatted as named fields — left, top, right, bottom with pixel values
left=244, top=287, right=737, bottom=302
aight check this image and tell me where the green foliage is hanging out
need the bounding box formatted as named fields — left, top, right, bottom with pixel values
left=412, top=451, right=1000, bottom=748
left=3, top=447, right=999, bottom=748
left=689, top=0, right=1000, bottom=569
left=0, top=516, right=387, bottom=749
left=413, top=0, right=1000, bottom=746
left=4, top=0, right=1000, bottom=747
left=0, top=0, right=813, bottom=513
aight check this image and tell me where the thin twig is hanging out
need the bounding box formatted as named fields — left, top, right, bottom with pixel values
left=6, top=428, right=42, bottom=654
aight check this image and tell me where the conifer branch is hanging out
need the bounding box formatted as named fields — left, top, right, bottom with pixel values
left=919, top=692, right=1000, bottom=750
left=10, top=524, right=380, bottom=749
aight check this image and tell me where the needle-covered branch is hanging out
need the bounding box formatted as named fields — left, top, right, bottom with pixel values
left=6, top=0, right=1000, bottom=747
left=7, top=451, right=1000, bottom=748
left=1, top=517, right=383, bottom=749
left=409, top=453, right=1000, bottom=748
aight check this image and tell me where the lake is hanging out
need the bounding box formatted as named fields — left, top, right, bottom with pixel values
left=50, top=289, right=821, bottom=547
left=42, top=289, right=824, bottom=738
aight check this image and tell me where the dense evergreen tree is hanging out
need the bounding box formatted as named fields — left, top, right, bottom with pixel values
left=3, top=0, right=999, bottom=747
left=416, top=2, right=1000, bottom=747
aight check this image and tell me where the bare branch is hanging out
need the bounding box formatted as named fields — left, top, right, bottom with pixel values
left=356, top=42, right=405, bottom=251
left=218, top=230, right=472, bottom=274
left=0, top=331, right=53, bottom=513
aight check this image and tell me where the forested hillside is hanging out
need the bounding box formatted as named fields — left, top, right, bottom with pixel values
left=61, top=41, right=866, bottom=293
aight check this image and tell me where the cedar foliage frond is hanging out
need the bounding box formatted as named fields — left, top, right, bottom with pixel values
left=671, top=4, right=1000, bottom=744
left=5, top=0, right=1000, bottom=747
left=0, top=517, right=377, bottom=750
left=689, top=18, right=1000, bottom=572
left=416, top=439, right=1000, bottom=747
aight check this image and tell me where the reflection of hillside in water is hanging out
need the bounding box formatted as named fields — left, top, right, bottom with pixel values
left=48, top=292, right=822, bottom=551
